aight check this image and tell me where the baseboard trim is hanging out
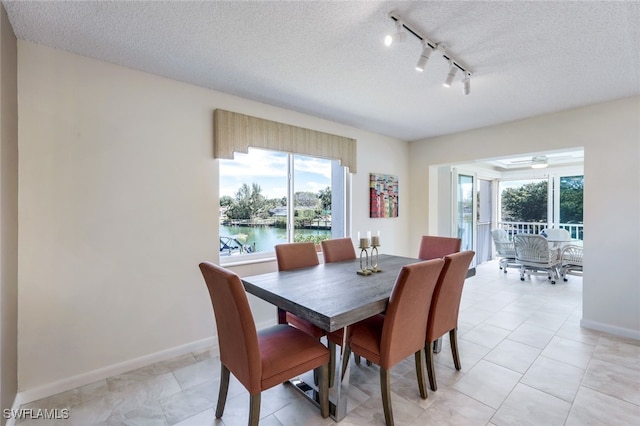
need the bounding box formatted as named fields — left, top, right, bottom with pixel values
left=14, top=318, right=278, bottom=408
left=16, top=336, right=217, bottom=406
left=581, top=318, right=640, bottom=341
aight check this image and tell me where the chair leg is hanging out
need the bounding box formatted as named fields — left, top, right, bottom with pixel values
left=215, top=363, right=230, bottom=418
left=354, top=354, right=361, bottom=365
left=425, top=342, right=437, bottom=391
left=414, top=350, right=428, bottom=399
left=450, top=329, right=462, bottom=371
left=366, top=359, right=373, bottom=366
left=249, top=393, right=261, bottom=426
left=380, top=367, right=394, bottom=426
left=328, top=340, right=336, bottom=388
left=318, top=364, right=329, bottom=418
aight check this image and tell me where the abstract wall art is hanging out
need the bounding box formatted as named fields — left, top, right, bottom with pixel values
left=369, top=173, right=398, bottom=218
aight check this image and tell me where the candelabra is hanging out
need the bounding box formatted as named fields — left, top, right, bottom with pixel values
left=357, top=237, right=372, bottom=275
left=356, top=232, right=382, bottom=275
left=370, top=235, right=382, bottom=273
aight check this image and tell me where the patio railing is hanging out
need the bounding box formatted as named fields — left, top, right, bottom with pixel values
left=498, top=221, right=584, bottom=241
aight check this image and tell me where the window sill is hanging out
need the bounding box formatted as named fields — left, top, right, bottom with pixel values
left=220, top=255, right=277, bottom=268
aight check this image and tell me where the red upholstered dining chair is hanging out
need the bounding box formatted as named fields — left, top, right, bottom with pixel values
left=199, top=262, right=329, bottom=425
left=424, top=250, right=475, bottom=391
left=342, top=259, right=445, bottom=426
left=418, top=235, right=462, bottom=260
left=274, top=242, right=324, bottom=339
left=321, top=237, right=356, bottom=263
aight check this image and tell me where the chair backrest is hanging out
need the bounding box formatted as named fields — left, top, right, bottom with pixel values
left=544, top=228, right=571, bottom=241
left=418, top=236, right=462, bottom=260
left=275, top=242, right=319, bottom=271
left=379, top=258, right=445, bottom=369
left=199, top=262, right=261, bottom=394
left=321, top=238, right=356, bottom=263
left=492, top=229, right=515, bottom=257
left=491, top=229, right=509, bottom=243
left=561, top=244, right=583, bottom=266
left=513, top=234, right=551, bottom=262
left=425, top=251, right=476, bottom=342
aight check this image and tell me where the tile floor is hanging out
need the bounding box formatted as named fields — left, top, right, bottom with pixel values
left=16, top=260, right=640, bottom=425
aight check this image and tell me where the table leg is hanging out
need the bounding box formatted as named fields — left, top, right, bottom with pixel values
left=287, top=326, right=352, bottom=421
left=331, top=325, right=351, bottom=421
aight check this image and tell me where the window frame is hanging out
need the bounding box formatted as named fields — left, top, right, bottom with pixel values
left=219, top=149, right=350, bottom=266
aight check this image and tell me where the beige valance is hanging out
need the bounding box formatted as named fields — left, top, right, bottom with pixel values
left=213, top=109, right=357, bottom=173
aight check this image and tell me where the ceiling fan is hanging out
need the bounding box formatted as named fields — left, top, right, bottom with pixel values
left=507, top=153, right=583, bottom=169
left=509, top=155, right=549, bottom=168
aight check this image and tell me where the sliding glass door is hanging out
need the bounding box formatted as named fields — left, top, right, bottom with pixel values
left=452, top=169, right=476, bottom=266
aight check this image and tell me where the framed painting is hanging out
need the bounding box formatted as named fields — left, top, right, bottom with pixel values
left=369, top=173, right=398, bottom=218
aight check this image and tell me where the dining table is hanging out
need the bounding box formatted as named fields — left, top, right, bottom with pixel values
left=241, top=254, right=475, bottom=421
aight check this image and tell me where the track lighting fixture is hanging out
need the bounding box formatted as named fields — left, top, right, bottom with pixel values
left=415, top=42, right=433, bottom=72
left=384, top=11, right=473, bottom=95
left=443, top=62, right=458, bottom=87
left=462, top=73, right=471, bottom=95
left=384, top=20, right=407, bottom=46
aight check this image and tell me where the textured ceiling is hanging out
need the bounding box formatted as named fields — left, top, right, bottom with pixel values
left=3, top=0, right=640, bottom=141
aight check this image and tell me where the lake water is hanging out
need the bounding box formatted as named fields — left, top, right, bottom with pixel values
left=220, top=225, right=331, bottom=253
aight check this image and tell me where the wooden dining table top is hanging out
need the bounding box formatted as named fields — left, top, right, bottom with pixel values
left=241, top=254, right=475, bottom=333
left=241, top=254, right=417, bottom=332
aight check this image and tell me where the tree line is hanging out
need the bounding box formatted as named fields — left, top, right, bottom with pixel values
left=220, top=183, right=331, bottom=224
left=501, top=177, right=583, bottom=223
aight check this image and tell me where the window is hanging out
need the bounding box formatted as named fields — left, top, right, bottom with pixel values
left=219, top=148, right=346, bottom=261
left=498, top=174, right=583, bottom=240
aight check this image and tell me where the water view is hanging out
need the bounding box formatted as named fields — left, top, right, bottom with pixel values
left=220, top=225, right=331, bottom=255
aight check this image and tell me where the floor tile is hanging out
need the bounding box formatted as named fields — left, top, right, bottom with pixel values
left=507, top=323, right=555, bottom=349
left=491, top=383, right=570, bottom=426
left=592, top=336, right=640, bottom=372
left=461, top=323, right=511, bottom=349
left=565, top=386, right=640, bottom=426
left=452, top=360, right=521, bottom=409
left=409, top=389, right=494, bottom=426
left=520, top=356, right=585, bottom=402
left=484, top=339, right=541, bottom=374
left=581, top=358, right=640, bottom=405
left=540, top=335, right=594, bottom=369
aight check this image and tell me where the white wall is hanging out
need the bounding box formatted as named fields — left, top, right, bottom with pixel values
left=408, top=97, right=640, bottom=339
left=16, top=42, right=409, bottom=395
left=0, top=3, right=18, bottom=422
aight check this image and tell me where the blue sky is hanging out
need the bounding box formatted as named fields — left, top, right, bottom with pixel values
left=219, top=148, right=332, bottom=199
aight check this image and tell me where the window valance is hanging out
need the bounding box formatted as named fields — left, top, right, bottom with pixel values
left=213, top=109, right=357, bottom=173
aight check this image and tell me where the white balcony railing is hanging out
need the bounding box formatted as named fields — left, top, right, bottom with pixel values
left=498, top=221, right=584, bottom=241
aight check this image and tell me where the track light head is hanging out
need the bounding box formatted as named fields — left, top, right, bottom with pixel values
left=462, top=73, right=471, bottom=95
left=443, top=62, right=458, bottom=87
left=415, top=43, right=433, bottom=72
left=384, top=20, right=407, bottom=46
